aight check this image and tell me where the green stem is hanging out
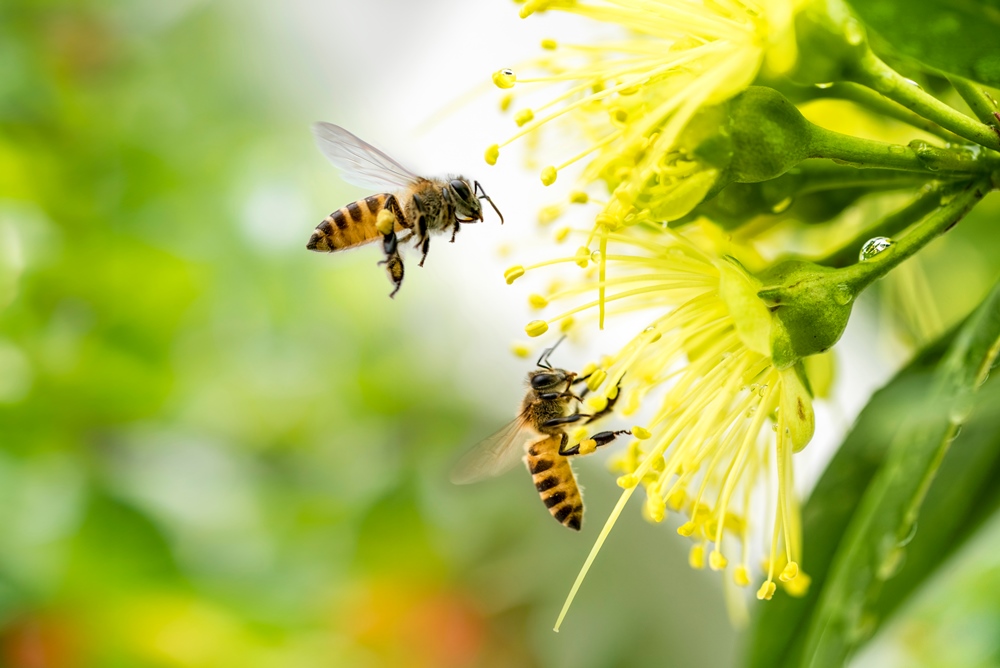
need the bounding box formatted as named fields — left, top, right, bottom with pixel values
left=836, top=179, right=992, bottom=294
left=848, top=53, right=1000, bottom=152
left=949, top=76, right=1000, bottom=127
left=814, top=83, right=962, bottom=143
left=789, top=164, right=944, bottom=195
left=807, top=124, right=997, bottom=173
left=814, top=182, right=965, bottom=268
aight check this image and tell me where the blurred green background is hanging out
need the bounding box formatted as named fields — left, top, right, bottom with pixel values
left=5, top=1, right=1000, bottom=667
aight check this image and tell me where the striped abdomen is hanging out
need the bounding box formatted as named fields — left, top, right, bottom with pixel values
left=526, top=435, right=584, bottom=531
left=307, top=194, right=406, bottom=252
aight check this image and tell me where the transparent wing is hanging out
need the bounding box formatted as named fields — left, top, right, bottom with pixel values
left=450, top=413, right=532, bottom=485
left=311, top=122, right=421, bottom=191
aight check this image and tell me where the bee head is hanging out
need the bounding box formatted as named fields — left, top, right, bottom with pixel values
left=528, top=368, right=573, bottom=392
left=448, top=178, right=504, bottom=225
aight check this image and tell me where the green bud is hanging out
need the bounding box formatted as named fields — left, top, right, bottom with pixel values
left=757, top=259, right=856, bottom=368
left=727, top=87, right=812, bottom=183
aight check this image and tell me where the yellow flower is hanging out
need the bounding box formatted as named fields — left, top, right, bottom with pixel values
left=491, top=0, right=805, bottom=326
left=516, top=225, right=815, bottom=630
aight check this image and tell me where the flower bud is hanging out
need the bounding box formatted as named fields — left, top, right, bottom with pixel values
left=727, top=87, right=812, bottom=183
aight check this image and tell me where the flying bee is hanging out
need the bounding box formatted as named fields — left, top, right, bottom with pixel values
left=308, top=122, right=503, bottom=297
left=451, top=341, right=630, bottom=531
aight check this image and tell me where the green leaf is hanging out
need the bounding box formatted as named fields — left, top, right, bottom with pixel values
left=745, top=279, right=1000, bottom=667
left=845, top=0, right=1000, bottom=87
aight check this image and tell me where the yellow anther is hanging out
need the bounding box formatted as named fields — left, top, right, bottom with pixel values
left=585, top=394, right=608, bottom=413
left=569, top=190, right=589, bottom=204
left=538, top=204, right=562, bottom=225
left=514, top=108, right=535, bottom=126
left=554, top=226, right=571, bottom=242
left=510, top=341, right=532, bottom=358
left=616, top=474, right=637, bottom=488
left=650, top=455, right=666, bottom=473
left=580, top=362, right=597, bottom=377
left=586, top=369, right=607, bottom=392
left=375, top=209, right=396, bottom=235
left=677, top=521, right=696, bottom=537
left=647, top=501, right=665, bottom=523
left=559, top=316, right=574, bottom=333
left=618, top=83, right=640, bottom=96
left=783, top=572, right=811, bottom=597
left=609, top=107, right=629, bottom=125
left=570, top=427, right=588, bottom=444
left=578, top=439, right=597, bottom=455
left=525, top=320, right=549, bottom=337
left=667, top=489, right=686, bottom=511
left=574, top=246, right=591, bottom=268
left=689, top=544, right=706, bottom=570
left=499, top=94, right=513, bottom=112
left=540, top=38, right=558, bottom=50
left=709, top=551, right=728, bottom=571
left=528, top=294, right=549, bottom=309
left=734, top=566, right=751, bottom=587
left=492, top=68, right=516, bottom=89
left=779, top=561, right=799, bottom=583
left=485, top=144, right=500, bottom=165
left=504, top=265, right=525, bottom=284
left=756, top=580, right=777, bottom=601
left=632, top=426, right=651, bottom=440
left=541, top=166, right=558, bottom=186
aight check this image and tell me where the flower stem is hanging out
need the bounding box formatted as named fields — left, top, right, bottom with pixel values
left=836, top=179, right=993, bottom=294
left=949, top=76, right=1000, bottom=127
left=812, top=83, right=962, bottom=143
left=848, top=53, right=1000, bottom=152
left=807, top=124, right=997, bottom=173
left=814, top=181, right=965, bottom=268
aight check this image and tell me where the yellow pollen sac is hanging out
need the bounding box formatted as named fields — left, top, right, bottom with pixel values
left=514, top=108, right=535, bottom=126
left=616, top=474, right=637, bottom=489
left=605, top=383, right=618, bottom=400
left=783, top=572, right=812, bottom=597
left=525, top=320, right=549, bottom=337
left=609, top=107, right=629, bottom=125
left=677, top=521, right=697, bottom=537
left=646, top=501, right=665, bottom=523
left=538, top=204, right=563, bottom=225
left=578, top=439, right=597, bottom=455
left=667, top=489, right=686, bottom=511
left=559, top=317, right=574, bottom=333
left=375, top=209, right=396, bottom=235
left=570, top=427, right=588, bottom=445
left=569, top=190, right=589, bottom=204
left=492, top=68, right=516, bottom=89
left=734, top=566, right=751, bottom=587
left=499, top=94, right=513, bottom=112
left=757, top=581, right=777, bottom=601
left=554, top=226, right=571, bottom=242
left=580, top=362, right=597, bottom=377
left=779, top=562, right=800, bottom=583
left=689, top=544, right=706, bottom=570
left=528, top=294, right=549, bottom=309
left=709, top=551, right=728, bottom=571
left=585, top=394, right=608, bottom=413
left=650, top=455, right=666, bottom=473
left=541, top=166, right=558, bottom=186
left=540, top=38, right=558, bottom=50
left=574, top=246, right=591, bottom=268
left=485, top=144, right=500, bottom=165
left=504, top=265, right=525, bottom=284
left=586, top=369, right=607, bottom=392
left=632, top=426, right=651, bottom=440
left=510, top=341, right=532, bottom=358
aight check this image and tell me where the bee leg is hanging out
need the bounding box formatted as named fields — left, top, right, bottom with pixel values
left=450, top=220, right=460, bottom=243
left=559, top=429, right=631, bottom=457
left=377, top=230, right=405, bottom=298
left=585, top=382, right=624, bottom=422
left=540, top=413, right=589, bottom=428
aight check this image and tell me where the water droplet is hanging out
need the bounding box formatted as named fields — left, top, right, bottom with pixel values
left=590, top=250, right=603, bottom=264
left=770, top=196, right=793, bottom=214
left=888, top=144, right=906, bottom=155
left=815, top=82, right=834, bottom=89
left=949, top=393, right=975, bottom=423
left=902, top=78, right=922, bottom=89
left=833, top=283, right=853, bottom=305
left=859, top=236, right=893, bottom=261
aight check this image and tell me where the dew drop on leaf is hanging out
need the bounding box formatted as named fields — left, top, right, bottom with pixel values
left=859, top=236, right=893, bottom=261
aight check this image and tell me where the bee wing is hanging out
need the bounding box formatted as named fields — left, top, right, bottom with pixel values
left=311, top=122, right=422, bottom=191
left=450, top=413, right=532, bottom=485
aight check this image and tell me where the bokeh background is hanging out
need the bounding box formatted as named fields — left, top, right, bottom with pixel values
left=3, top=1, right=1000, bottom=667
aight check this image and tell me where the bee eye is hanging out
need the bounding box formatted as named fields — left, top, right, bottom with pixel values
left=531, top=373, right=557, bottom=389
left=450, top=179, right=472, bottom=201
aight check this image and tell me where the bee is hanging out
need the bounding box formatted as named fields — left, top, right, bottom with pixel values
left=451, top=341, right=630, bottom=531
left=308, top=122, right=503, bottom=297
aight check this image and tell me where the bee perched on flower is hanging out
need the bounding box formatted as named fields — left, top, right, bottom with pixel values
left=486, top=0, right=1000, bottom=645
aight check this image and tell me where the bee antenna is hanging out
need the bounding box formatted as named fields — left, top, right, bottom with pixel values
left=536, top=335, right=567, bottom=370
left=475, top=181, right=504, bottom=225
